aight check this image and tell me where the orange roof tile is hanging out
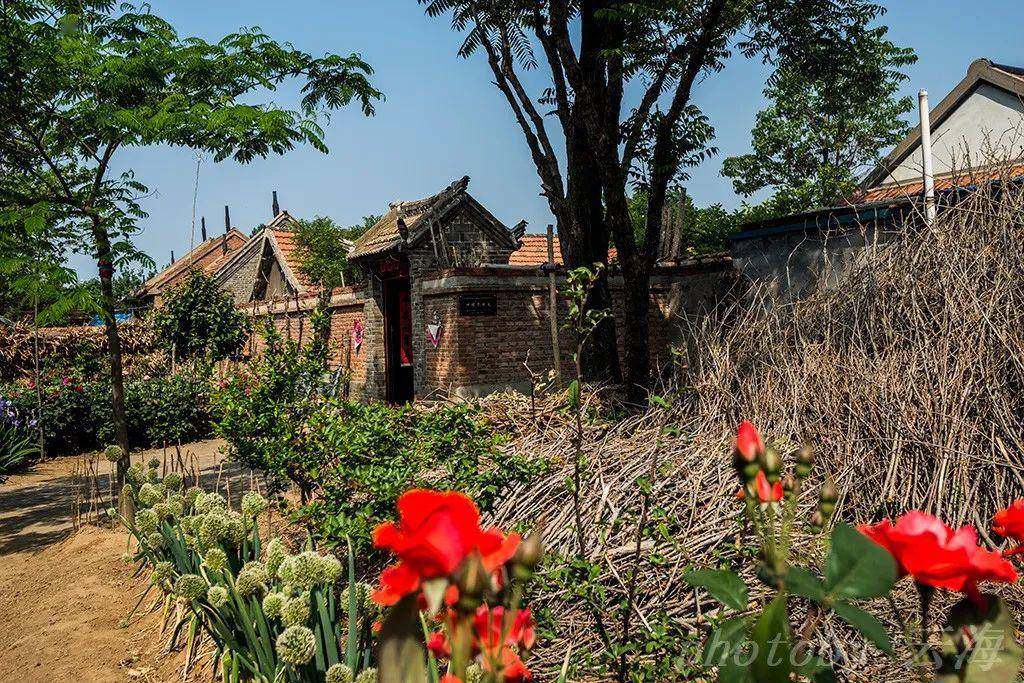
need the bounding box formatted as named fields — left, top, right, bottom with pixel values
left=509, top=235, right=618, bottom=266
left=856, top=163, right=1024, bottom=203
left=138, top=230, right=247, bottom=297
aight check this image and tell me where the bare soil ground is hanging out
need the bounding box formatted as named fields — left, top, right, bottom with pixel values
left=0, top=439, right=248, bottom=682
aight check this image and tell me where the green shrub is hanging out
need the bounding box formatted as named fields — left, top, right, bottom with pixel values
left=0, top=391, right=38, bottom=480
left=2, top=370, right=213, bottom=455
left=213, top=316, right=542, bottom=550
left=296, top=400, right=538, bottom=548
left=152, top=271, right=252, bottom=362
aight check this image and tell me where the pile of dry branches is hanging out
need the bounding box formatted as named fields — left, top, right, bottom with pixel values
left=478, top=184, right=1024, bottom=680
left=0, top=322, right=159, bottom=379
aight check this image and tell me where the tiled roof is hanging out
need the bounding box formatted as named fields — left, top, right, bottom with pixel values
left=349, top=178, right=469, bottom=260
left=137, top=230, right=247, bottom=297
left=855, top=163, right=1024, bottom=203
left=348, top=176, right=517, bottom=261
left=268, top=229, right=315, bottom=290
left=509, top=235, right=618, bottom=266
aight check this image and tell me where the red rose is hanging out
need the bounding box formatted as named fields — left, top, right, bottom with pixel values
left=993, top=499, right=1024, bottom=555
left=473, top=605, right=536, bottom=653
left=860, top=511, right=1017, bottom=605
left=736, top=471, right=783, bottom=503
left=734, top=420, right=764, bottom=463
left=372, top=490, right=520, bottom=606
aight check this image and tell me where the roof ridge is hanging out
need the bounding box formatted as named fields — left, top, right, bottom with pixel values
left=390, top=176, right=470, bottom=217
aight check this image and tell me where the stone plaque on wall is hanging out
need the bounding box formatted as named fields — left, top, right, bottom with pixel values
left=458, top=292, right=497, bottom=316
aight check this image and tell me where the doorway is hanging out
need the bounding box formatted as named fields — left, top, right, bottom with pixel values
left=382, top=276, right=414, bottom=403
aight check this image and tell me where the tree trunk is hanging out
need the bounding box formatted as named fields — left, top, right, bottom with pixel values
left=32, top=296, right=45, bottom=459
left=563, top=110, right=621, bottom=384
left=93, top=222, right=130, bottom=488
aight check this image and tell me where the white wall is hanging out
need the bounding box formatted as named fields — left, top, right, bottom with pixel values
left=887, top=83, right=1024, bottom=184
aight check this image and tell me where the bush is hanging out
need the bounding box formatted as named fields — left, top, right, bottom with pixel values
left=0, top=391, right=38, bottom=480
left=213, top=316, right=541, bottom=549
left=152, top=271, right=251, bottom=362
left=295, top=399, right=539, bottom=547
left=2, top=370, right=213, bottom=455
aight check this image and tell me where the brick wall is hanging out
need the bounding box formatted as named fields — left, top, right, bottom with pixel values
left=221, top=241, right=264, bottom=304
left=415, top=262, right=734, bottom=398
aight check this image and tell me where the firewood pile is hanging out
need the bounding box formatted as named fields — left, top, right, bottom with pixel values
left=0, top=322, right=160, bottom=379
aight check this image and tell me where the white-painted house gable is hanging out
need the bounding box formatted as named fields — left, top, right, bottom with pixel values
left=862, top=59, right=1024, bottom=194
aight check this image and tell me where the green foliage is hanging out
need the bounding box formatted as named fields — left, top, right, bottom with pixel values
left=213, top=319, right=540, bottom=550
left=627, top=190, right=739, bottom=256
left=937, top=595, right=1023, bottom=682
left=0, top=207, right=96, bottom=325
left=0, top=391, right=38, bottom=481
left=296, top=400, right=536, bottom=548
left=682, top=569, right=749, bottom=612
left=152, top=271, right=251, bottom=362
left=722, top=24, right=916, bottom=217
left=2, top=370, right=212, bottom=455
left=210, top=315, right=332, bottom=493
left=294, top=215, right=379, bottom=292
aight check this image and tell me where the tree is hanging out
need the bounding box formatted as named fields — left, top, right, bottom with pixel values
left=422, top=0, right=623, bottom=384
left=0, top=206, right=95, bottom=457
left=423, top=0, right=895, bottom=400
left=294, top=214, right=379, bottom=298
left=722, top=26, right=915, bottom=217
left=152, top=271, right=251, bottom=363
left=628, top=190, right=738, bottom=257
left=0, top=1, right=380, bottom=482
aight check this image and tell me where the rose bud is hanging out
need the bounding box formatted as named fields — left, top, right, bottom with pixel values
left=761, top=447, right=782, bottom=483
left=512, top=529, right=544, bottom=580
left=795, top=444, right=813, bottom=478
left=782, top=475, right=798, bottom=500
left=733, top=422, right=765, bottom=482
left=810, top=510, right=825, bottom=530
left=455, top=554, right=488, bottom=614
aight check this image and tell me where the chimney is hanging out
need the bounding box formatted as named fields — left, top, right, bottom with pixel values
left=272, top=190, right=280, bottom=217
left=919, top=89, right=936, bottom=225
left=170, top=250, right=175, bottom=264
left=223, top=205, right=231, bottom=254
left=200, top=216, right=207, bottom=241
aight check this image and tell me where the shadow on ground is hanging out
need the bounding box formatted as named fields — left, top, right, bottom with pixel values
left=0, top=442, right=252, bottom=556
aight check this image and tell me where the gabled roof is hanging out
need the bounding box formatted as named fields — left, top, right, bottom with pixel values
left=508, top=235, right=618, bottom=266
left=136, top=229, right=248, bottom=299
left=212, top=212, right=351, bottom=301
left=860, top=58, right=1024, bottom=192
left=347, top=176, right=519, bottom=261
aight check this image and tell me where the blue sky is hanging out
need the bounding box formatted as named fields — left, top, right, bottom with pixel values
left=75, top=0, right=1022, bottom=275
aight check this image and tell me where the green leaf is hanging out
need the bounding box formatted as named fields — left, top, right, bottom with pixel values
left=936, top=595, right=1023, bottom=682
left=824, top=523, right=896, bottom=600
left=795, top=655, right=833, bottom=682
left=785, top=566, right=826, bottom=602
left=750, top=594, right=791, bottom=683
left=684, top=568, right=749, bottom=611
left=567, top=379, right=580, bottom=410
left=702, top=617, right=752, bottom=683
left=831, top=601, right=892, bottom=656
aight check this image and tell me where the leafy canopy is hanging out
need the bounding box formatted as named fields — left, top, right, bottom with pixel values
left=0, top=0, right=382, bottom=260
left=722, top=24, right=916, bottom=216
left=152, top=271, right=251, bottom=362
left=294, top=214, right=381, bottom=292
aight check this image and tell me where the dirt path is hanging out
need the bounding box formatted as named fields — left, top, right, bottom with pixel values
left=0, top=439, right=250, bottom=682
